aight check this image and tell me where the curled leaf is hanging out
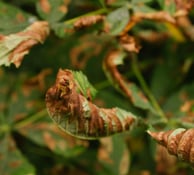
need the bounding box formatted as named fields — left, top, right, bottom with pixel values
left=0, top=21, right=50, bottom=67
left=45, top=69, right=139, bottom=139
left=148, top=128, right=194, bottom=166
left=103, top=50, right=156, bottom=113
left=74, top=15, right=104, bottom=30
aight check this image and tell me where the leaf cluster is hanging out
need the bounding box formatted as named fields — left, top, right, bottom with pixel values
left=0, top=0, right=194, bottom=174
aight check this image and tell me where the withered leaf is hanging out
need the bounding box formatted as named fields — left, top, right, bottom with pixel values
left=0, top=21, right=50, bottom=67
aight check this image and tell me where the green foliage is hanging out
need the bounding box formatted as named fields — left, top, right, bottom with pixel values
left=106, top=6, right=129, bottom=35
left=73, top=70, right=97, bottom=99
left=0, top=0, right=194, bottom=174
left=0, top=1, right=36, bottom=34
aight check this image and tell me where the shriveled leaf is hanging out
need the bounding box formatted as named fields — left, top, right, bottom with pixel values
left=0, top=21, right=49, bottom=67
left=36, top=0, right=70, bottom=23
left=98, top=135, right=130, bottom=175
left=103, top=50, right=157, bottom=114
left=46, top=69, right=140, bottom=139
left=0, top=135, right=35, bottom=175
left=106, top=6, right=130, bottom=35
left=73, top=70, right=97, bottom=100
left=0, top=2, right=37, bottom=34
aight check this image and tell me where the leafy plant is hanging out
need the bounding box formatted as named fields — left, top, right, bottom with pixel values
left=0, top=0, right=194, bottom=174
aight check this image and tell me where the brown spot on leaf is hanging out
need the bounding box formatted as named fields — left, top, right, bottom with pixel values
left=43, top=132, right=56, bottom=150
left=39, top=0, right=51, bottom=13
left=74, top=15, right=104, bottom=30
left=9, top=160, right=21, bottom=168
left=119, top=34, right=141, bottom=53
left=98, top=137, right=113, bottom=164
left=58, top=5, right=68, bottom=14
left=16, top=13, right=26, bottom=23
left=180, top=100, right=194, bottom=113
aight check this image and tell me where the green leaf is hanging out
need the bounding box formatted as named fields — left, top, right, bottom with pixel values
left=0, top=134, right=35, bottom=175
left=0, top=69, right=45, bottom=125
left=73, top=70, right=97, bottom=100
left=163, top=83, right=194, bottom=118
left=108, top=0, right=129, bottom=7
left=18, top=121, right=87, bottom=157
left=164, top=0, right=176, bottom=15
left=36, top=0, right=68, bottom=23
left=132, top=4, right=156, bottom=13
left=150, top=60, right=180, bottom=101
left=131, top=0, right=153, bottom=3
left=106, top=6, right=130, bottom=35
left=157, top=0, right=176, bottom=15
left=51, top=22, right=74, bottom=38
left=0, top=2, right=37, bottom=34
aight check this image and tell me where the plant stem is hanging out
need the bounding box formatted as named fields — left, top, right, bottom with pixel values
left=65, top=8, right=109, bottom=25
left=14, top=108, right=47, bottom=129
left=132, top=55, right=167, bottom=123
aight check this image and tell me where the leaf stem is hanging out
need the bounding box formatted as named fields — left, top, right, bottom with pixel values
left=14, top=108, right=47, bottom=129
left=64, top=8, right=109, bottom=25
left=131, top=55, right=167, bottom=123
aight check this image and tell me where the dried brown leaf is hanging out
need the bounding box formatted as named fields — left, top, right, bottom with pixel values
left=0, top=21, right=50, bottom=67
left=74, top=15, right=104, bottom=30
left=45, top=69, right=138, bottom=139
left=148, top=128, right=194, bottom=166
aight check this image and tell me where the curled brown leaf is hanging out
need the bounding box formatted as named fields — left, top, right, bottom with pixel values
left=45, top=69, right=138, bottom=139
left=148, top=128, right=194, bottom=166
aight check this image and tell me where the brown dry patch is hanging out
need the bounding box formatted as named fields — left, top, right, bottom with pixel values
left=119, top=34, right=141, bottom=53
left=11, top=92, right=18, bottom=103
left=120, top=11, right=176, bottom=36
left=119, top=148, right=129, bottom=175
left=175, top=0, right=194, bottom=14
left=9, top=160, right=21, bottom=168
left=98, top=137, right=113, bottom=164
left=180, top=100, right=194, bottom=113
left=24, top=68, right=52, bottom=91
left=39, top=0, right=51, bottom=13
left=155, top=145, right=178, bottom=175
left=70, top=35, right=102, bottom=69
left=14, top=113, right=26, bottom=122
left=16, top=13, right=26, bottom=23
left=74, top=15, right=104, bottom=30
left=43, top=131, right=56, bottom=150
left=138, top=31, right=169, bottom=43
left=58, top=5, right=68, bottom=14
